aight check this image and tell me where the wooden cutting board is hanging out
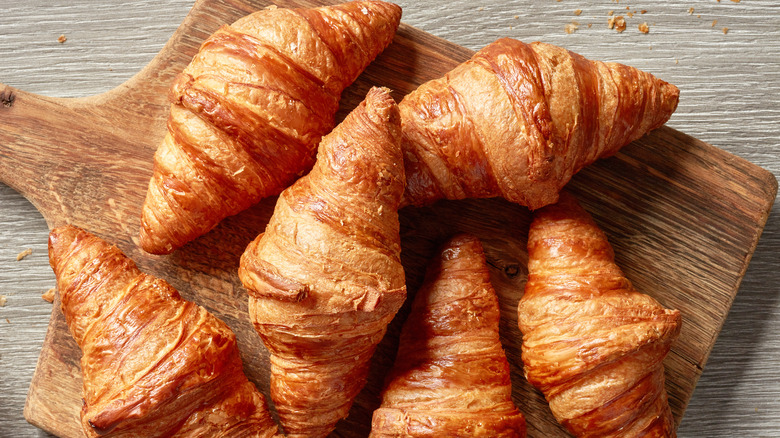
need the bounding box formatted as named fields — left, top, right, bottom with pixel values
left=1, top=0, right=775, bottom=436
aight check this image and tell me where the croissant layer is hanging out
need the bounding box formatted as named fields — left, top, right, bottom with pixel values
left=518, top=193, right=681, bottom=437
left=140, top=0, right=402, bottom=254
left=371, top=234, right=526, bottom=438
left=400, top=38, right=679, bottom=208
left=48, top=225, right=279, bottom=438
left=239, top=87, right=407, bottom=438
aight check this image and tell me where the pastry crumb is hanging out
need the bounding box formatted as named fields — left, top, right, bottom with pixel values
left=638, top=22, right=650, bottom=33
left=514, top=15, right=519, bottom=19
left=615, top=16, right=626, bottom=32
left=608, top=10, right=614, bottom=16
left=574, top=9, right=582, bottom=16
left=57, top=34, right=67, bottom=44
left=712, top=19, right=718, bottom=27
left=0, top=295, right=6, bottom=307
left=627, top=11, right=634, bottom=17
left=588, top=23, right=593, bottom=28
left=688, top=7, right=694, bottom=15
left=609, top=15, right=626, bottom=32
left=16, top=248, right=32, bottom=261
left=731, top=0, right=740, bottom=2
left=565, top=22, right=579, bottom=34
left=675, top=59, right=679, bottom=64
left=641, top=9, right=647, bottom=14
left=42, top=288, right=56, bottom=303
left=722, top=27, right=729, bottom=34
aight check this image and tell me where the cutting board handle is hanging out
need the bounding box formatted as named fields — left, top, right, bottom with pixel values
left=0, top=0, right=229, bottom=225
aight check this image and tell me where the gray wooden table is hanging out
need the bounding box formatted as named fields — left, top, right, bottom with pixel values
left=1, top=1, right=778, bottom=436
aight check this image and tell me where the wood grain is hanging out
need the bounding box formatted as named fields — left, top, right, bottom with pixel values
left=0, top=0, right=776, bottom=437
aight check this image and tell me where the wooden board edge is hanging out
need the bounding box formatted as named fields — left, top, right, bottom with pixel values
left=23, top=293, right=66, bottom=432
left=698, top=171, right=777, bottom=363
left=666, top=163, right=777, bottom=425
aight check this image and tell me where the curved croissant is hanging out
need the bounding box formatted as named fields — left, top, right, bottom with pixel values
left=400, top=37, right=679, bottom=209
left=239, top=87, right=406, bottom=438
left=140, top=0, right=402, bottom=254
left=517, top=193, right=681, bottom=437
left=48, top=225, right=280, bottom=438
left=371, top=234, right=526, bottom=437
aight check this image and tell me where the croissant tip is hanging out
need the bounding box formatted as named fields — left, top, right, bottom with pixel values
left=138, top=222, right=176, bottom=255
left=138, top=236, right=174, bottom=255
left=365, top=86, right=396, bottom=108
left=48, top=224, right=83, bottom=262
left=661, top=80, right=681, bottom=115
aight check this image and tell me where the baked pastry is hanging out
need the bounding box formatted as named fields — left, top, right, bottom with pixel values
left=48, top=225, right=279, bottom=438
left=400, top=37, right=679, bottom=209
left=140, top=0, right=402, bottom=254
left=518, top=192, right=681, bottom=437
left=371, top=234, right=527, bottom=437
left=239, top=87, right=406, bottom=437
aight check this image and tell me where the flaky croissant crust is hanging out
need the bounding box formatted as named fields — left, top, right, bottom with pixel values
left=371, top=234, right=526, bottom=438
left=49, top=225, right=279, bottom=438
left=518, top=193, right=681, bottom=438
left=140, top=0, right=402, bottom=254
left=239, top=87, right=407, bottom=438
left=400, top=38, right=679, bottom=209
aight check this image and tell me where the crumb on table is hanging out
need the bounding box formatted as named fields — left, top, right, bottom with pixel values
left=638, top=22, right=650, bottom=33
left=16, top=248, right=32, bottom=261
left=57, top=34, right=67, bottom=43
left=0, top=295, right=7, bottom=307
left=42, top=288, right=56, bottom=303
left=608, top=15, right=626, bottom=32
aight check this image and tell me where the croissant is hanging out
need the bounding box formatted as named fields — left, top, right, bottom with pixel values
left=48, top=225, right=280, bottom=438
left=400, top=37, right=679, bottom=209
left=517, top=192, right=681, bottom=437
left=239, top=87, right=406, bottom=437
left=139, top=0, right=402, bottom=254
left=370, top=234, right=527, bottom=437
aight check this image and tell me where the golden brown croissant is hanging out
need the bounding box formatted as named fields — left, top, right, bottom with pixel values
left=140, top=0, right=402, bottom=254
left=517, top=192, right=681, bottom=437
left=370, top=234, right=526, bottom=438
left=48, top=225, right=280, bottom=438
left=239, top=87, right=406, bottom=437
left=400, top=38, right=679, bottom=209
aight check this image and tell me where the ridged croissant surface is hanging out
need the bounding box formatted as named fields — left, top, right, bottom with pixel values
left=371, top=234, right=527, bottom=437
left=517, top=193, right=681, bottom=437
left=239, top=87, right=406, bottom=438
left=48, top=225, right=280, bottom=438
left=400, top=38, right=679, bottom=209
left=140, top=0, right=402, bottom=254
